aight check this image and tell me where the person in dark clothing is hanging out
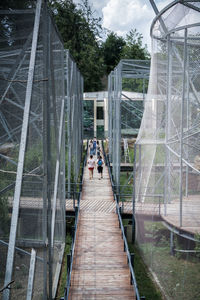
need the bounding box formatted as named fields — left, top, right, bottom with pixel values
left=96, top=155, right=104, bottom=179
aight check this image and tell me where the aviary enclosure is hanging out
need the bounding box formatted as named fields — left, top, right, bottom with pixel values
left=134, top=1, right=200, bottom=299
left=0, top=1, right=83, bottom=299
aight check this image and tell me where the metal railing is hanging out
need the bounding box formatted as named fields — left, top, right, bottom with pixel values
left=63, top=145, right=88, bottom=300
left=102, top=141, right=142, bottom=300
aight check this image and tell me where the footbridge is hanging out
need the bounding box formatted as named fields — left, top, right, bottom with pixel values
left=65, top=149, right=139, bottom=299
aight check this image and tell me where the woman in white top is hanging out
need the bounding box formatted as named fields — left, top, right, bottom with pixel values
left=87, top=155, right=96, bottom=179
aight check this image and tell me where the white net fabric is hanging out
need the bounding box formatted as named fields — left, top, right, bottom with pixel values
left=135, top=1, right=200, bottom=299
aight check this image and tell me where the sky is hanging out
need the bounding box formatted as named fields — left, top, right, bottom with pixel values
left=73, top=0, right=171, bottom=51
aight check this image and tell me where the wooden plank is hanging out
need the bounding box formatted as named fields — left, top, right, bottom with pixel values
left=69, top=159, right=135, bottom=299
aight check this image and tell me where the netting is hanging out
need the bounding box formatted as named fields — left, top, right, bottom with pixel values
left=108, top=60, right=150, bottom=200
left=0, top=1, right=83, bottom=298
left=134, top=1, right=200, bottom=299
left=65, top=50, right=83, bottom=200
left=83, top=100, right=94, bottom=139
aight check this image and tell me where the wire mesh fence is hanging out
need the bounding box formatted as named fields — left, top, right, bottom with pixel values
left=65, top=50, right=83, bottom=200
left=107, top=59, right=150, bottom=201
left=83, top=100, right=94, bottom=139
left=134, top=1, right=200, bottom=299
left=0, top=1, right=83, bottom=299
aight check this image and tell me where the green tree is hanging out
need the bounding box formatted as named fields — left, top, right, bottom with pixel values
left=50, top=0, right=105, bottom=91
left=121, top=29, right=150, bottom=60
left=101, top=32, right=126, bottom=74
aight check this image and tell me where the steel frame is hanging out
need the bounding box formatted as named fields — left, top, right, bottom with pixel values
left=108, top=60, right=150, bottom=198
left=0, top=1, right=83, bottom=299
left=135, top=0, right=200, bottom=230
left=133, top=2, right=200, bottom=297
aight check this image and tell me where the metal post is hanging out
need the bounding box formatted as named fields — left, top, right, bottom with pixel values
left=185, top=37, right=190, bottom=198
left=67, top=55, right=73, bottom=198
left=130, top=253, right=134, bottom=285
left=51, top=100, right=65, bottom=247
left=165, top=35, right=172, bottom=215
left=67, top=254, right=71, bottom=274
left=179, top=28, right=188, bottom=228
left=116, top=64, right=122, bottom=197
left=124, top=226, right=127, bottom=239
left=131, top=253, right=134, bottom=268
left=138, top=144, right=142, bottom=202
left=170, top=231, right=174, bottom=256
left=42, top=3, right=52, bottom=298
left=3, top=1, right=42, bottom=299
left=26, top=249, right=36, bottom=300
left=132, top=142, right=137, bottom=243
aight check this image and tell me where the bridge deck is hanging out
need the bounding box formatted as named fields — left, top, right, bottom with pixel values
left=68, top=161, right=135, bottom=299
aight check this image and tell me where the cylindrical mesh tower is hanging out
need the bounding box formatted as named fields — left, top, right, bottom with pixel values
left=134, top=2, right=200, bottom=299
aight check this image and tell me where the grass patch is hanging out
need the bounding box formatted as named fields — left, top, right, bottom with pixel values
left=56, top=217, right=75, bottom=299
left=56, top=234, right=72, bottom=299
left=140, top=243, right=200, bottom=299
left=122, top=219, right=163, bottom=299
left=128, top=242, right=163, bottom=300
left=120, top=172, right=133, bottom=196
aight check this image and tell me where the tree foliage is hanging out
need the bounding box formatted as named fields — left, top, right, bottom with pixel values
left=50, top=0, right=105, bottom=91
left=101, top=32, right=126, bottom=74
left=120, top=29, right=150, bottom=60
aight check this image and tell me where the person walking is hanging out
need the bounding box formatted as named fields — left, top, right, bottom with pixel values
left=97, top=155, right=104, bottom=179
left=93, top=137, right=97, bottom=155
left=96, top=141, right=101, bottom=158
left=87, top=154, right=96, bottom=179
left=89, top=139, right=93, bottom=155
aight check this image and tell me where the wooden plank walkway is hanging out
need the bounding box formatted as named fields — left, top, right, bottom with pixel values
left=68, top=157, right=135, bottom=299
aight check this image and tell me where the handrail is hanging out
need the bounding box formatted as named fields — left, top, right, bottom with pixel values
left=115, top=195, right=140, bottom=300
left=101, top=141, right=141, bottom=300
left=64, top=143, right=88, bottom=300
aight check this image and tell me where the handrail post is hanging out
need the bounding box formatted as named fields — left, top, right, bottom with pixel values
left=131, top=253, right=134, bottom=268
left=67, top=254, right=71, bottom=275
left=124, top=226, right=127, bottom=239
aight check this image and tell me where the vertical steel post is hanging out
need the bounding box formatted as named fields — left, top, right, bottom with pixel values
left=138, top=144, right=142, bottom=203
left=116, top=64, right=122, bottom=196
left=132, top=142, right=137, bottom=243
left=26, top=249, right=36, bottom=300
left=61, top=47, right=66, bottom=239
left=67, top=55, right=72, bottom=198
left=170, top=231, right=174, bottom=256
left=43, top=2, right=52, bottom=298
left=113, top=68, right=117, bottom=183
left=165, top=35, right=172, bottom=216
left=179, top=28, right=188, bottom=228
left=185, top=38, right=190, bottom=198
left=3, top=1, right=42, bottom=299
left=51, top=99, right=65, bottom=247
